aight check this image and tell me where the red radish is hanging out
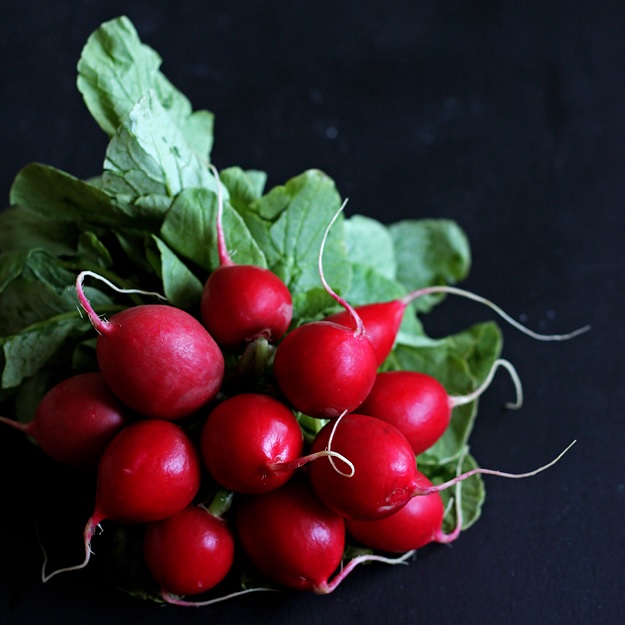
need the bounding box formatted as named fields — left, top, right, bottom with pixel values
left=326, top=299, right=406, bottom=366
left=345, top=470, right=461, bottom=552
left=143, top=504, right=235, bottom=597
left=357, top=358, right=522, bottom=455
left=272, top=202, right=378, bottom=418
left=0, top=372, right=128, bottom=469
left=327, top=285, right=591, bottom=366
left=42, top=419, right=201, bottom=582
left=75, top=271, right=224, bottom=420
left=309, top=413, right=417, bottom=520
left=200, top=393, right=304, bottom=494
left=200, top=393, right=355, bottom=493
left=235, top=476, right=413, bottom=594
left=308, top=412, right=575, bottom=521
left=200, top=164, right=293, bottom=352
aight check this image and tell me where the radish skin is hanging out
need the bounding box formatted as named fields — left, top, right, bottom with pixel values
left=75, top=271, right=225, bottom=420
left=357, top=358, right=522, bottom=455
left=0, top=372, right=128, bottom=469
left=42, top=420, right=201, bottom=582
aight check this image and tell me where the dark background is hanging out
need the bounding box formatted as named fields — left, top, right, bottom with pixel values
left=0, top=1, right=623, bottom=624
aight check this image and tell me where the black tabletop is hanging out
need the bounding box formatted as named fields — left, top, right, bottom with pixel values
left=1, top=2, right=623, bottom=624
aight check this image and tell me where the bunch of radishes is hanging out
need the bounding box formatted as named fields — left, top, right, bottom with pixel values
left=0, top=163, right=582, bottom=607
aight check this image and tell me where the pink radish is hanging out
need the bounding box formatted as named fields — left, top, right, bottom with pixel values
left=200, top=165, right=293, bottom=352
left=0, top=372, right=128, bottom=469
left=272, top=202, right=378, bottom=418
left=357, top=358, right=522, bottom=455
left=200, top=393, right=304, bottom=494
left=327, top=286, right=591, bottom=366
left=75, top=271, right=224, bottom=420
left=345, top=469, right=462, bottom=552
left=235, top=476, right=414, bottom=594
left=143, top=504, right=235, bottom=598
left=42, top=419, right=201, bottom=582
left=200, top=392, right=354, bottom=494
left=308, top=412, right=575, bottom=521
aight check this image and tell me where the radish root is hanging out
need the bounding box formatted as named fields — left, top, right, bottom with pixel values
left=315, top=549, right=416, bottom=594
left=401, top=285, right=590, bottom=341
left=75, top=270, right=167, bottom=334
left=318, top=199, right=366, bottom=337
left=41, top=515, right=102, bottom=583
left=161, top=586, right=279, bottom=607
left=207, top=163, right=232, bottom=267
left=413, top=440, right=577, bottom=497
left=449, top=358, right=523, bottom=410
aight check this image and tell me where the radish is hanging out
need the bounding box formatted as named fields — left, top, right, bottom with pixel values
left=235, top=476, right=414, bottom=594
left=272, top=202, right=378, bottom=418
left=327, top=285, right=591, bottom=366
left=200, top=393, right=304, bottom=494
left=143, top=504, right=235, bottom=598
left=75, top=271, right=225, bottom=420
left=200, top=164, right=293, bottom=352
left=0, top=372, right=128, bottom=469
left=42, top=419, right=201, bottom=582
left=356, top=358, right=522, bottom=455
left=200, top=392, right=355, bottom=493
left=308, top=412, right=575, bottom=520
left=345, top=469, right=462, bottom=552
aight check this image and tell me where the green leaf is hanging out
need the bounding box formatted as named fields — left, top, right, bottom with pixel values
left=238, top=170, right=351, bottom=314
left=342, top=263, right=406, bottom=307
left=77, top=15, right=213, bottom=158
left=0, top=249, right=113, bottom=336
left=147, top=236, right=204, bottom=309
left=160, top=187, right=266, bottom=272
left=0, top=206, right=77, bottom=255
left=421, top=450, right=485, bottom=532
left=0, top=313, right=90, bottom=389
left=291, top=287, right=337, bottom=324
left=344, top=214, right=397, bottom=280
left=102, top=91, right=216, bottom=202
left=9, top=163, right=136, bottom=227
left=389, top=219, right=471, bottom=312
left=76, top=232, right=114, bottom=269
left=220, top=166, right=268, bottom=212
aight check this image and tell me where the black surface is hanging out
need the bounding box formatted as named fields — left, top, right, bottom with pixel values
left=0, top=2, right=623, bottom=624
